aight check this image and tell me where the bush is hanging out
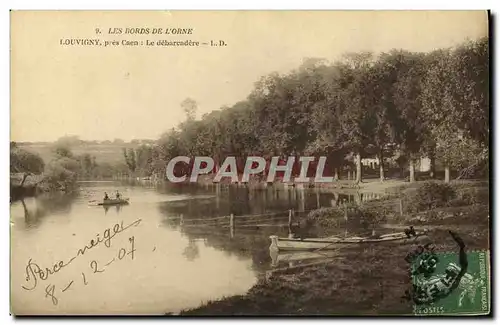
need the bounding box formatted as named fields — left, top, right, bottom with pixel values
left=306, top=205, right=388, bottom=230
left=449, top=186, right=489, bottom=206
left=404, top=181, right=456, bottom=212
left=41, top=161, right=78, bottom=192
left=306, top=207, right=345, bottom=228
left=347, top=206, right=388, bottom=229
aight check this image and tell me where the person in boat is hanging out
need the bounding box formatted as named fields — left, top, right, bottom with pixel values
left=103, top=192, right=109, bottom=201
left=115, top=190, right=121, bottom=200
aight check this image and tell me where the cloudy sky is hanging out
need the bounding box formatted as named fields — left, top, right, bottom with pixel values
left=11, top=10, right=487, bottom=142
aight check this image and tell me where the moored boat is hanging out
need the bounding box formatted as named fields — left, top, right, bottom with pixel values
left=269, top=230, right=429, bottom=252
left=270, top=250, right=340, bottom=267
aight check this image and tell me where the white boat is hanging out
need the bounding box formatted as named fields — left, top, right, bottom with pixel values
left=269, top=230, right=429, bottom=252
left=270, top=250, right=340, bottom=267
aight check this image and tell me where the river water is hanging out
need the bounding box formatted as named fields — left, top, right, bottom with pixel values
left=10, top=181, right=383, bottom=315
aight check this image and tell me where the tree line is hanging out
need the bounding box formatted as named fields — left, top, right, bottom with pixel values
left=124, top=37, right=486, bottom=184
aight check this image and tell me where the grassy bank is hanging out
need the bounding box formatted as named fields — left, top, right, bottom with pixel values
left=180, top=181, right=490, bottom=315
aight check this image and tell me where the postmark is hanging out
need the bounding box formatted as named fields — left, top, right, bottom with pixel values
left=404, top=231, right=490, bottom=315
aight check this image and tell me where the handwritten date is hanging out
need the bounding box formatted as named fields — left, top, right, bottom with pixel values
left=43, top=236, right=136, bottom=306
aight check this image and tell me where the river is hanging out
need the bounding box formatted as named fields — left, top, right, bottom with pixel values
left=10, top=180, right=383, bottom=315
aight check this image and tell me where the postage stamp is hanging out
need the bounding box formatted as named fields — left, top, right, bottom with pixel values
left=409, top=249, right=490, bottom=315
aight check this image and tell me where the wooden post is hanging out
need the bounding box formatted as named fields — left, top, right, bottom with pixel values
left=180, top=214, right=184, bottom=226
left=344, top=201, right=348, bottom=238
left=288, top=209, right=293, bottom=228
left=229, top=214, right=234, bottom=238
left=399, top=199, right=403, bottom=217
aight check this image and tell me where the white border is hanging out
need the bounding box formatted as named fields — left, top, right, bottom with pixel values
left=3, top=1, right=497, bottom=324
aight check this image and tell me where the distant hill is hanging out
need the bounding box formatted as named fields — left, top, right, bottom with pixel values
left=17, top=140, right=155, bottom=164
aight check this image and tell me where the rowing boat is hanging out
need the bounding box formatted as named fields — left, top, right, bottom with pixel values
left=99, top=198, right=129, bottom=206
left=88, top=198, right=130, bottom=206
left=269, top=230, right=429, bottom=251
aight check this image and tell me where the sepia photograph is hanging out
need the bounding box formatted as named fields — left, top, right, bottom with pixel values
left=9, top=10, right=490, bottom=316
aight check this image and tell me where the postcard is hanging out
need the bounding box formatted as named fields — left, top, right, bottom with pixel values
left=10, top=10, right=490, bottom=316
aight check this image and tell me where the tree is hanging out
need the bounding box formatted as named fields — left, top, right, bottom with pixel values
left=54, top=135, right=81, bottom=147
left=420, top=40, right=488, bottom=182
left=53, top=144, right=73, bottom=158
left=77, top=153, right=95, bottom=178
left=181, top=98, right=198, bottom=122
left=448, top=37, right=489, bottom=147
left=336, top=53, right=375, bottom=183
left=10, top=147, right=45, bottom=174
left=135, top=145, right=154, bottom=176
left=388, top=50, right=427, bottom=183
left=122, top=148, right=137, bottom=174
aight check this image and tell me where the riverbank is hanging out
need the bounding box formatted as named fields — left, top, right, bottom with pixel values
left=194, top=174, right=418, bottom=194
left=115, top=172, right=485, bottom=196
left=180, top=181, right=489, bottom=315
left=10, top=172, right=80, bottom=202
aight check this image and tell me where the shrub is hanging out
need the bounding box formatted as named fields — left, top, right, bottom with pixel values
left=404, top=181, right=456, bottom=212
left=306, top=205, right=388, bottom=230
left=306, top=207, right=345, bottom=228
left=41, top=161, right=78, bottom=192
left=449, top=186, right=489, bottom=206
left=347, top=206, right=387, bottom=229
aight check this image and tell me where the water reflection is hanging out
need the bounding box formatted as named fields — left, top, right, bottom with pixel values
left=155, top=186, right=384, bottom=233
left=103, top=204, right=124, bottom=215
left=183, top=239, right=200, bottom=261
left=13, top=193, right=78, bottom=229
left=154, top=184, right=384, bottom=273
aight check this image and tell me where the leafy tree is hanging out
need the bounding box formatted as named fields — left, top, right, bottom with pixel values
left=420, top=39, right=488, bottom=182
left=53, top=144, right=74, bottom=158
left=336, top=52, right=375, bottom=183
left=181, top=98, right=198, bottom=122
left=389, top=50, right=428, bottom=182
left=122, top=148, right=137, bottom=174
left=76, top=153, right=96, bottom=178
left=10, top=147, right=45, bottom=174
left=135, top=145, right=154, bottom=176
left=54, top=135, right=82, bottom=147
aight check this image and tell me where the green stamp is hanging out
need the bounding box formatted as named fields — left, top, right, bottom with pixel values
left=407, top=232, right=490, bottom=315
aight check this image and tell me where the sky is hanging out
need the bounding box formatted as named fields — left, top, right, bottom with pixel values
left=10, top=10, right=488, bottom=142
